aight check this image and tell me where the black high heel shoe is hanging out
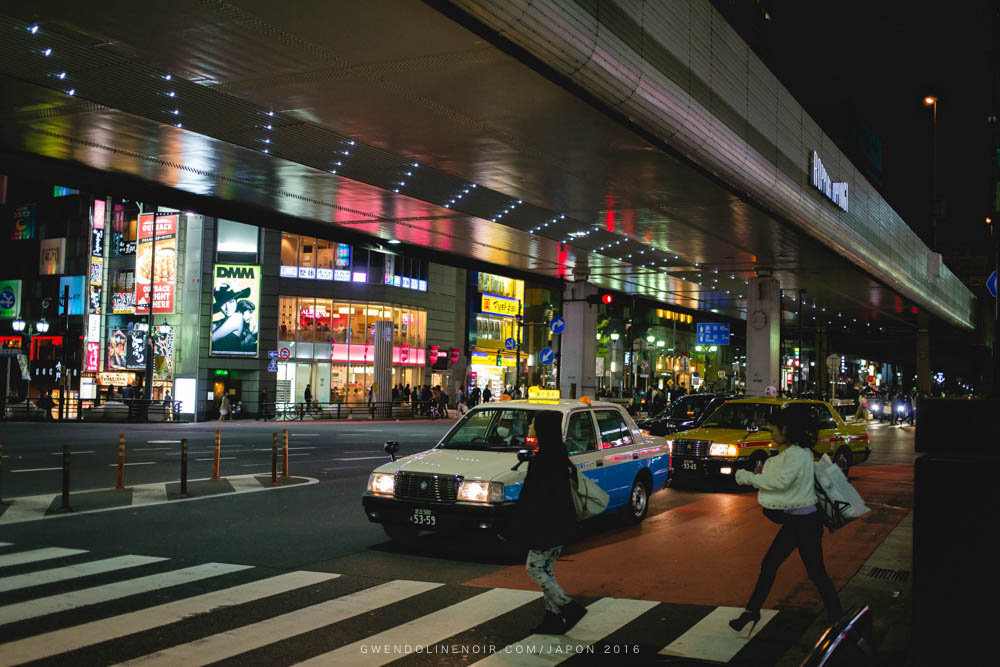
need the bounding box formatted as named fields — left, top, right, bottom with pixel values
left=729, top=610, right=761, bottom=636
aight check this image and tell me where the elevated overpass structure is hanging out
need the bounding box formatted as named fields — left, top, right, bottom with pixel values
left=0, top=0, right=975, bottom=394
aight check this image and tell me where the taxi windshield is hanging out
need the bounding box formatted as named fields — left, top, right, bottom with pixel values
left=439, top=408, right=544, bottom=451
left=661, top=395, right=713, bottom=419
left=702, top=402, right=776, bottom=429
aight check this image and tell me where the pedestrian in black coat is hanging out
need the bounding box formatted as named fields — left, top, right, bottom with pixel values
left=514, top=410, right=588, bottom=634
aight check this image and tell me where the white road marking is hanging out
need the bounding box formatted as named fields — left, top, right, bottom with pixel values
left=251, top=447, right=316, bottom=451
left=291, top=434, right=320, bottom=437
left=10, top=467, right=62, bottom=473
left=0, top=562, right=252, bottom=626
left=49, top=451, right=94, bottom=455
left=0, top=571, right=337, bottom=666
left=659, top=606, right=778, bottom=662
left=0, top=555, right=167, bottom=593
left=119, top=580, right=441, bottom=666
left=0, top=542, right=10, bottom=547
left=0, top=547, right=88, bottom=569
left=477, top=598, right=658, bottom=665
left=195, top=457, right=236, bottom=461
left=329, top=456, right=389, bottom=461
left=107, top=462, right=157, bottom=467
left=301, top=588, right=541, bottom=666
left=133, top=448, right=173, bottom=452
left=147, top=440, right=180, bottom=444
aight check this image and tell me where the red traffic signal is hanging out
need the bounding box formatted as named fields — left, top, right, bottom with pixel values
left=601, top=294, right=614, bottom=305
left=586, top=292, right=616, bottom=305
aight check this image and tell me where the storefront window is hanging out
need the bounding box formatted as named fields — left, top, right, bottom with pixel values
left=280, top=233, right=299, bottom=275
left=279, top=296, right=295, bottom=343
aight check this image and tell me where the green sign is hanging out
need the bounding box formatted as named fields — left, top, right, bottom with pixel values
left=0, top=279, right=21, bottom=318
left=214, top=369, right=229, bottom=376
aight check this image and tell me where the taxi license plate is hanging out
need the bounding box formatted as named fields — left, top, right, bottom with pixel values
left=682, top=459, right=698, bottom=471
left=409, top=508, right=437, bottom=526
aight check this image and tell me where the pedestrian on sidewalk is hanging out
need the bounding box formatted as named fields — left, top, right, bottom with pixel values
left=513, top=410, right=588, bottom=634
left=219, top=394, right=231, bottom=422
left=730, top=403, right=842, bottom=635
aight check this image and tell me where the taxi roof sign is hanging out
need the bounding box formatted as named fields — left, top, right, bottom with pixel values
left=528, top=386, right=560, bottom=400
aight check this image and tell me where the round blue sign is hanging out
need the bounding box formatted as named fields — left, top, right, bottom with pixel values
left=0, top=287, right=15, bottom=311
left=539, top=347, right=555, bottom=365
left=549, top=317, right=566, bottom=334
left=504, top=337, right=517, bottom=350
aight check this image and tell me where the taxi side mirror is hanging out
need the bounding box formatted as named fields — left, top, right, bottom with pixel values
left=384, top=441, right=400, bottom=461
left=511, top=448, right=535, bottom=471
left=747, top=421, right=759, bottom=432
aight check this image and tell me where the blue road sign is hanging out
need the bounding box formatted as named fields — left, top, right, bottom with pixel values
left=267, top=350, right=279, bottom=358
left=697, top=322, right=730, bottom=345
left=0, top=287, right=15, bottom=311
left=549, top=317, right=566, bottom=334
left=267, top=359, right=278, bottom=372
left=988, top=270, right=997, bottom=298
left=504, top=337, right=517, bottom=350
left=539, top=347, right=555, bottom=365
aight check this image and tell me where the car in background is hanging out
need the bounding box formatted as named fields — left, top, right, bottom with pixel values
left=668, top=397, right=870, bottom=486
left=362, top=393, right=671, bottom=544
left=636, top=393, right=732, bottom=437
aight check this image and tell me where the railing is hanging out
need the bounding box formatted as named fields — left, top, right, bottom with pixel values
left=1, top=397, right=181, bottom=422
left=261, top=400, right=453, bottom=422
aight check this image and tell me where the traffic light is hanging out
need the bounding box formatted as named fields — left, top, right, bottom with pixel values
left=586, top=292, right=615, bottom=305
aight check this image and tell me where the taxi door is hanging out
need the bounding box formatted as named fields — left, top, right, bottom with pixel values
left=590, top=408, right=643, bottom=509
left=564, top=409, right=607, bottom=506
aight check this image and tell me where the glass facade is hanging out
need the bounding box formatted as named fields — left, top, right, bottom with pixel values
left=277, top=297, right=427, bottom=404
left=280, top=232, right=428, bottom=289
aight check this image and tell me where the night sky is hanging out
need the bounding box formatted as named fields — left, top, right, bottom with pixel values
left=725, top=0, right=996, bottom=248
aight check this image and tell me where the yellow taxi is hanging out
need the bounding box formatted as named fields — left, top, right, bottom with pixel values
left=667, top=397, right=870, bottom=484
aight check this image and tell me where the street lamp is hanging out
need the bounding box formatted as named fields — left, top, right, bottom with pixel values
left=35, top=318, right=50, bottom=334
left=610, top=332, right=620, bottom=341
left=924, top=95, right=938, bottom=251
left=12, top=316, right=25, bottom=333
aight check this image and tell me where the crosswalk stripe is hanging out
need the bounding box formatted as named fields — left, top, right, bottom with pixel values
left=474, top=598, right=659, bottom=665
left=0, top=542, right=12, bottom=548
left=0, top=562, right=252, bottom=626
left=658, top=606, right=779, bottom=662
left=120, top=579, right=442, bottom=666
left=0, top=555, right=168, bottom=593
left=0, top=571, right=337, bottom=667
left=298, top=588, right=542, bottom=666
left=0, top=547, right=88, bottom=569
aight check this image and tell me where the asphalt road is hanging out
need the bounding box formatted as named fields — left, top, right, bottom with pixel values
left=0, top=417, right=916, bottom=665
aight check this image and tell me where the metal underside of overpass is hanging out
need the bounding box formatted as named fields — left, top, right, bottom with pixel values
left=0, top=0, right=976, bottom=339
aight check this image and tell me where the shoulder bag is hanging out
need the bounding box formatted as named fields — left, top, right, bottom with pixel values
left=814, top=454, right=870, bottom=532
left=570, top=471, right=610, bottom=520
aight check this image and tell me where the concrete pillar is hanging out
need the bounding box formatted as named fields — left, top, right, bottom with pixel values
left=746, top=276, right=781, bottom=396
left=916, top=312, right=931, bottom=394
left=373, top=320, right=393, bottom=417
left=559, top=283, right=598, bottom=399
left=815, top=327, right=828, bottom=391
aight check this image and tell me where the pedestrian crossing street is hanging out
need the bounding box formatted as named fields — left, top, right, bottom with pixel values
left=0, top=541, right=786, bottom=665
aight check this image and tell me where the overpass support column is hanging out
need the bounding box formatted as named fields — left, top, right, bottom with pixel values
left=559, top=283, right=598, bottom=399
left=746, top=276, right=781, bottom=396
left=916, top=312, right=931, bottom=394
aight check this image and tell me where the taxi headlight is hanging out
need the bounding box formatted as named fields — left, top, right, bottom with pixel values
left=369, top=472, right=395, bottom=496
left=709, top=443, right=739, bottom=457
left=457, top=480, right=504, bottom=503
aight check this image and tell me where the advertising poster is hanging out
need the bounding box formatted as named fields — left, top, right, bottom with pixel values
left=91, top=199, right=106, bottom=257
left=58, top=276, right=86, bottom=316
left=211, top=264, right=260, bottom=357
left=86, top=342, right=100, bottom=372
left=153, top=324, right=174, bottom=379
left=0, top=279, right=21, bottom=318
left=135, top=213, right=178, bottom=314
left=39, top=238, right=67, bottom=275
left=108, top=324, right=148, bottom=370
left=12, top=203, right=35, bottom=240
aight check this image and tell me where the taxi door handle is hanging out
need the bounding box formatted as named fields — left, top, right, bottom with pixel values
left=595, top=460, right=604, bottom=467
left=632, top=453, right=639, bottom=460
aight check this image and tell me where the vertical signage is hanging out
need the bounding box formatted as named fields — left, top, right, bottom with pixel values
left=58, top=276, right=86, bottom=315
left=11, top=203, right=35, bottom=240
left=86, top=341, right=100, bottom=372
left=210, top=264, right=260, bottom=357
left=135, top=213, right=178, bottom=313
left=0, top=279, right=21, bottom=318
left=39, top=238, right=67, bottom=275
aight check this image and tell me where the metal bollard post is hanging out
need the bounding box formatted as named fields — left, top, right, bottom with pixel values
left=178, top=438, right=189, bottom=498
left=271, top=432, right=279, bottom=486
left=0, top=440, right=5, bottom=504
left=58, top=444, right=72, bottom=512
left=212, top=429, right=222, bottom=481
left=281, top=429, right=290, bottom=478
left=116, top=433, right=126, bottom=490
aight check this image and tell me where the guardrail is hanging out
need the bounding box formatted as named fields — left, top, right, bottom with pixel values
left=0, top=397, right=181, bottom=422
left=260, top=400, right=453, bottom=422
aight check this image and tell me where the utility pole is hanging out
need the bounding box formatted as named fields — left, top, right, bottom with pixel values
left=59, top=284, right=69, bottom=421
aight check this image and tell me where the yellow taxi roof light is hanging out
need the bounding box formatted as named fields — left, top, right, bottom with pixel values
left=528, top=387, right=560, bottom=400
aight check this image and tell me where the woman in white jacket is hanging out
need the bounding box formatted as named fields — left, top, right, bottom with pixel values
left=730, top=403, right=842, bottom=635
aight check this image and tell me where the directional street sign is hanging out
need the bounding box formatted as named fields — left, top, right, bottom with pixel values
left=267, top=350, right=279, bottom=358
left=504, top=337, right=517, bottom=351
left=539, top=347, right=555, bottom=365
left=987, top=270, right=997, bottom=298
left=549, top=317, right=566, bottom=334
left=267, top=359, right=278, bottom=372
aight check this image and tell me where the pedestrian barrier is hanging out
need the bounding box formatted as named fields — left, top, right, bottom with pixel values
left=0, top=397, right=182, bottom=422
left=116, top=434, right=126, bottom=490
left=281, top=429, right=290, bottom=479
left=58, top=444, right=72, bottom=513
left=265, top=400, right=452, bottom=422
left=211, top=430, right=222, bottom=481
left=178, top=439, right=190, bottom=498
left=271, top=433, right=280, bottom=486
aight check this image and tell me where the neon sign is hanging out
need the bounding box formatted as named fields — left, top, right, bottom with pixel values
left=810, top=151, right=848, bottom=212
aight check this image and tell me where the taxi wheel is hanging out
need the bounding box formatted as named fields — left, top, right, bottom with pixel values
left=625, top=476, right=651, bottom=524
left=834, top=447, right=852, bottom=478
left=383, top=524, right=420, bottom=544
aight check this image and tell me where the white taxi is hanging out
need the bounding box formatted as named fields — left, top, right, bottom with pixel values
left=362, top=390, right=672, bottom=543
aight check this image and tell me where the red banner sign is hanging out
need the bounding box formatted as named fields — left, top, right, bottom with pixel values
left=135, top=213, right=178, bottom=314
